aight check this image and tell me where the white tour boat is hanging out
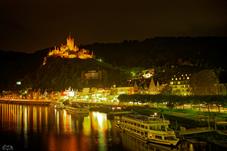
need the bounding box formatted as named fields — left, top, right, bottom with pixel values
left=117, top=113, right=179, bottom=146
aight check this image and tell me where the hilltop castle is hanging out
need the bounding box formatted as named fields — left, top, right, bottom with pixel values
left=47, top=35, right=93, bottom=59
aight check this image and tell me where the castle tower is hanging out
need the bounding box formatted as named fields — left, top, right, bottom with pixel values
left=66, top=35, right=75, bottom=50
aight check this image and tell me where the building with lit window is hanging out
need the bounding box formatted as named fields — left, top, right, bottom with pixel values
left=81, top=69, right=107, bottom=87
left=169, top=73, right=191, bottom=96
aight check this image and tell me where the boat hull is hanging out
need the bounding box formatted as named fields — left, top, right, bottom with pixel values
left=121, top=128, right=179, bottom=146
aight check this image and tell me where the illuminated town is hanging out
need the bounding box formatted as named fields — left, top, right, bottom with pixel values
left=1, top=0, right=227, bottom=149
left=1, top=37, right=227, bottom=150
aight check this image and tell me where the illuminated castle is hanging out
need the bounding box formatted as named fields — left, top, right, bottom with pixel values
left=47, top=35, right=93, bottom=59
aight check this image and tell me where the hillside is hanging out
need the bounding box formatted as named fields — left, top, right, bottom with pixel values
left=34, top=57, right=129, bottom=90
left=84, top=37, right=227, bottom=69
left=1, top=36, right=227, bottom=91
left=0, top=50, right=41, bottom=91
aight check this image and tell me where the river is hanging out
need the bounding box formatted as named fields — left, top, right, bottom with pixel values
left=0, top=103, right=224, bottom=151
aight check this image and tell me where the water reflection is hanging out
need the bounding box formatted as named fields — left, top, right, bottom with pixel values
left=0, top=104, right=49, bottom=134
left=0, top=103, right=217, bottom=151
left=121, top=132, right=179, bottom=151
left=0, top=104, right=111, bottom=151
left=90, top=112, right=110, bottom=151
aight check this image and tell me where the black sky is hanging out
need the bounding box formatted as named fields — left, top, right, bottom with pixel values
left=0, top=0, right=227, bottom=53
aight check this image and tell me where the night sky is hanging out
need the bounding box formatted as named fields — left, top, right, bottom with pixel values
left=0, top=0, right=227, bottom=53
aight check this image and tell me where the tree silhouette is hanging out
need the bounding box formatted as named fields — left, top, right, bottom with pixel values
left=190, top=69, right=219, bottom=95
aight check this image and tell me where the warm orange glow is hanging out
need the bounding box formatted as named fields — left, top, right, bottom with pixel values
left=47, top=35, right=93, bottom=60
left=48, top=133, right=78, bottom=151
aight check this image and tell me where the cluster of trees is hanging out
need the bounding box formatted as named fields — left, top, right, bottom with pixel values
left=118, top=94, right=227, bottom=106
left=190, top=69, right=224, bottom=95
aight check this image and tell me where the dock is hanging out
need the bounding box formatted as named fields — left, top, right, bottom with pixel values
left=178, top=127, right=214, bottom=136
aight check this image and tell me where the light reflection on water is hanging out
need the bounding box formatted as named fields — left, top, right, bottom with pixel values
left=0, top=103, right=219, bottom=151
left=0, top=104, right=111, bottom=151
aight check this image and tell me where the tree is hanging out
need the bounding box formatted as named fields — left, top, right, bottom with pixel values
left=190, top=69, right=219, bottom=95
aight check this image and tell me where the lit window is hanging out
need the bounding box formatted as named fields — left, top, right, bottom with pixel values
left=187, top=77, right=190, bottom=79
left=175, top=78, right=177, bottom=80
left=170, top=82, right=173, bottom=85
left=177, top=81, right=180, bottom=84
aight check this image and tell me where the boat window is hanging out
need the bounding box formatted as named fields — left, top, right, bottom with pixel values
left=155, top=136, right=162, bottom=139
left=150, top=126, right=154, bottom=130
left=141, top=125, right=144, bottom=128
left=161, top=125, right=165, bottom=131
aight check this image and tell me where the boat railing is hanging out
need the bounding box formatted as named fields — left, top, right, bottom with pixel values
left=131, top=119, right=170, bottom=125
left=149, top=129, right=176, bottom=135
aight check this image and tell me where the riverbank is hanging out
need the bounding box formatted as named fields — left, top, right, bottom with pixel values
left=0, top=98, right=51, bottom=105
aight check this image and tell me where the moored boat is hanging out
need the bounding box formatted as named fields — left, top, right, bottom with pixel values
left=117, top=114, right=179, bottom=146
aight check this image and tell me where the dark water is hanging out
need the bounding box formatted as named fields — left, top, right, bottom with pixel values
left=0, top=104, right=224, bottom=151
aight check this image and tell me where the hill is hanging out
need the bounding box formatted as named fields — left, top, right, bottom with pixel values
left=0, top=36, right=227, bottom=91
left=84, top=37, right=227, bottom=69
left=34, top=57, right=129, bottom=90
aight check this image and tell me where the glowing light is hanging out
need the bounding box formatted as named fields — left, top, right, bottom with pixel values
left=97, top=58, right=103, bottom=62
left=16, top=81, right=21, bottom=85
left=130, top=71, right=136, bottom=77
left=142, top=73, right=152, bottom=79
left=62, top=88, right=75, bottom=97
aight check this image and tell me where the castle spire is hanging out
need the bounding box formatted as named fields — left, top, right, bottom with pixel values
left=66, top=35, right=75, bottom=50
